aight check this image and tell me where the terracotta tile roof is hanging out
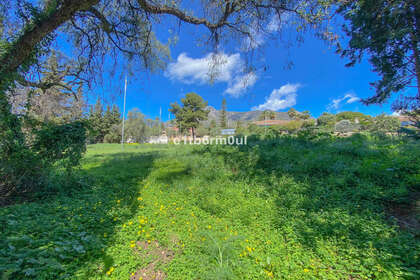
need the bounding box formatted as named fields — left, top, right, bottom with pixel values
left=253, top=120, right=292, bottom=126
left=397, top=115, right=411, bottom=122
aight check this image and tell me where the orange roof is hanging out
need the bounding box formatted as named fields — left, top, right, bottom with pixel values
left=253, top=120, right=291, bottom=126
left=397, top=115, right=411, bottom=122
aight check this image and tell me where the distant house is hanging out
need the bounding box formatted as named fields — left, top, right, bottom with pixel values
left=148, top=132, right=168, bottom=144
left=398, top=115, right=415, bottom=127
left=221, top=128, right=236, bottom=135
left=166, top=125, right=194, bottom=136
left=253, top=120, right=291, bottom=127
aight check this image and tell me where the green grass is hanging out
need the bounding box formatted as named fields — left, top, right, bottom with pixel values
left=1, top=136, right=419, bottom=279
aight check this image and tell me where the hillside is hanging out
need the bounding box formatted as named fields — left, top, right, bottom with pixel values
left=205, top=106, right=291, bottom=124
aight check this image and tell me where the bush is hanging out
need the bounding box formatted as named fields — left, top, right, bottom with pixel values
left=370, top=114, right=400, bottom=133
left=32, top=121, right=87, bottom=172
left=335, top=119, right=360, bottom=133
left=275, top=120, right=303, bottom=134
left=0, top=119, right=87, bottom=204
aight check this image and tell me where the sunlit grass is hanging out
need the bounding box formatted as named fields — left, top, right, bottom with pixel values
left=1, top=137, right=419, bottom=279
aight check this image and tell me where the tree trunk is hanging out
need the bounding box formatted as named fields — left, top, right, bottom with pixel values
left=413, top=0, right=420, bottom=99
left=414, top=45, right=420, bottom=99
left=0, top=0, right=99, bottom=82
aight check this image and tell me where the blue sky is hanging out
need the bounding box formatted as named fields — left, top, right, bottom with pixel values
left=85, top=15, right=408, bottom=121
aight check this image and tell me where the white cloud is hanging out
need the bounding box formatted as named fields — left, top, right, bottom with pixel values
left=243, top=13, right=289, bottom=50
left=165, top=52, right=241, bottom=84
left=244, top=25, right=265, bottom=49
left=327, top=92, right=360, bottom=111
left=225, top=72, right=257, bottom=97
left=346, top=94, right=360, bottom=104
left=165, top=52, right=257, bottom=97
left=392, top=111, right=401, bottom=116
left=252, top=83, right=300, bottom=111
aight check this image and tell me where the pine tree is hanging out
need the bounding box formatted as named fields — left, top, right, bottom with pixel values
left=269, top=111, right=276, bottom=120
left=111, top=105, right=121, bottom=124
left=89, top=98, right=105, bottom=143
left=103, top=105, right=113, bottom=136
left=169, top=92, right=209, bottom=139
left=220, top=98, right=227, bottom=128
left=209, top=119, right=218, bottom=136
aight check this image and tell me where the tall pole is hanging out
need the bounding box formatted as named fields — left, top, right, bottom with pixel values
left=264, top=113, right=267, bottom=136
left=121, top=74, right=127, bottom=149
left=159, top=107, right=162, bottom=134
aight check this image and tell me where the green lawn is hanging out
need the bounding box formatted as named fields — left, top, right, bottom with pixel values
left=1, top=136, right=419, bottom=279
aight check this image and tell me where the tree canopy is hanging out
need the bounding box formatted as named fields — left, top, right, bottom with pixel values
left=338, top=0, right=420, bottom=111
left=259, top=110, right=276, bottom=120
left=169, top=92, right=209, bottom=138
left=220, top=98, right=227, bottom=129
left=0, top=0, right=335, bottom=93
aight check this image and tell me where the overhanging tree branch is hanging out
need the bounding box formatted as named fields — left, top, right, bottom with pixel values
left=136, top=0, right=236, bottom=31
left=0, top=0, right=99, bottom=81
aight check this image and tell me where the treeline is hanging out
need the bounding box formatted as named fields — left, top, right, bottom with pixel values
left=316, top=111, right=402, bottom=134
left=87, top=98, right=163, bottom=144
left=238, top=111, right=407, bottom=136
left=1, top=53, right=89, bottom=204
left=1, top=50, right=163, bottom=204
left=168, top=93, right=417, bottom=138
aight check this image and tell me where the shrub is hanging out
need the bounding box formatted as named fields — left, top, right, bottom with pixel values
left=32, top=121, right=87, bottom=172
left=370, top=114, right=400, bottom=133
left=275, top=120, right=303, bottom=134
left=335, top=119, right=360, bottom=133
left=0, top=119, right=87, bottom=204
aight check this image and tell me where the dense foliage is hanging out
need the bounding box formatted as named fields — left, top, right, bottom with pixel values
left=0, top=119, right=87, bottom=205
left=169, top=92, right=209, bottom=138
left=338, top=0, right=420, bottom=109
left=1, top=136, right=419, bottom=279
left=258, top=110, right=276, bottom=121
left=220, top=98, right=227, bottom=128
left=88, top=99, right=121, bottom=144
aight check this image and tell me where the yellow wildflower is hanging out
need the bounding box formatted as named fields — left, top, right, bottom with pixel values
left=106, top=267, right=115, bottom=275
left=266, top=270, right=274, bottom=278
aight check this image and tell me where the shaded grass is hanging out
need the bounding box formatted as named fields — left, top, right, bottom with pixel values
left=1, top=138, right=419, bottom=280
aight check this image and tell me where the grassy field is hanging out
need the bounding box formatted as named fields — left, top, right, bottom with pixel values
left=1, top=135, right=420, bottom=279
